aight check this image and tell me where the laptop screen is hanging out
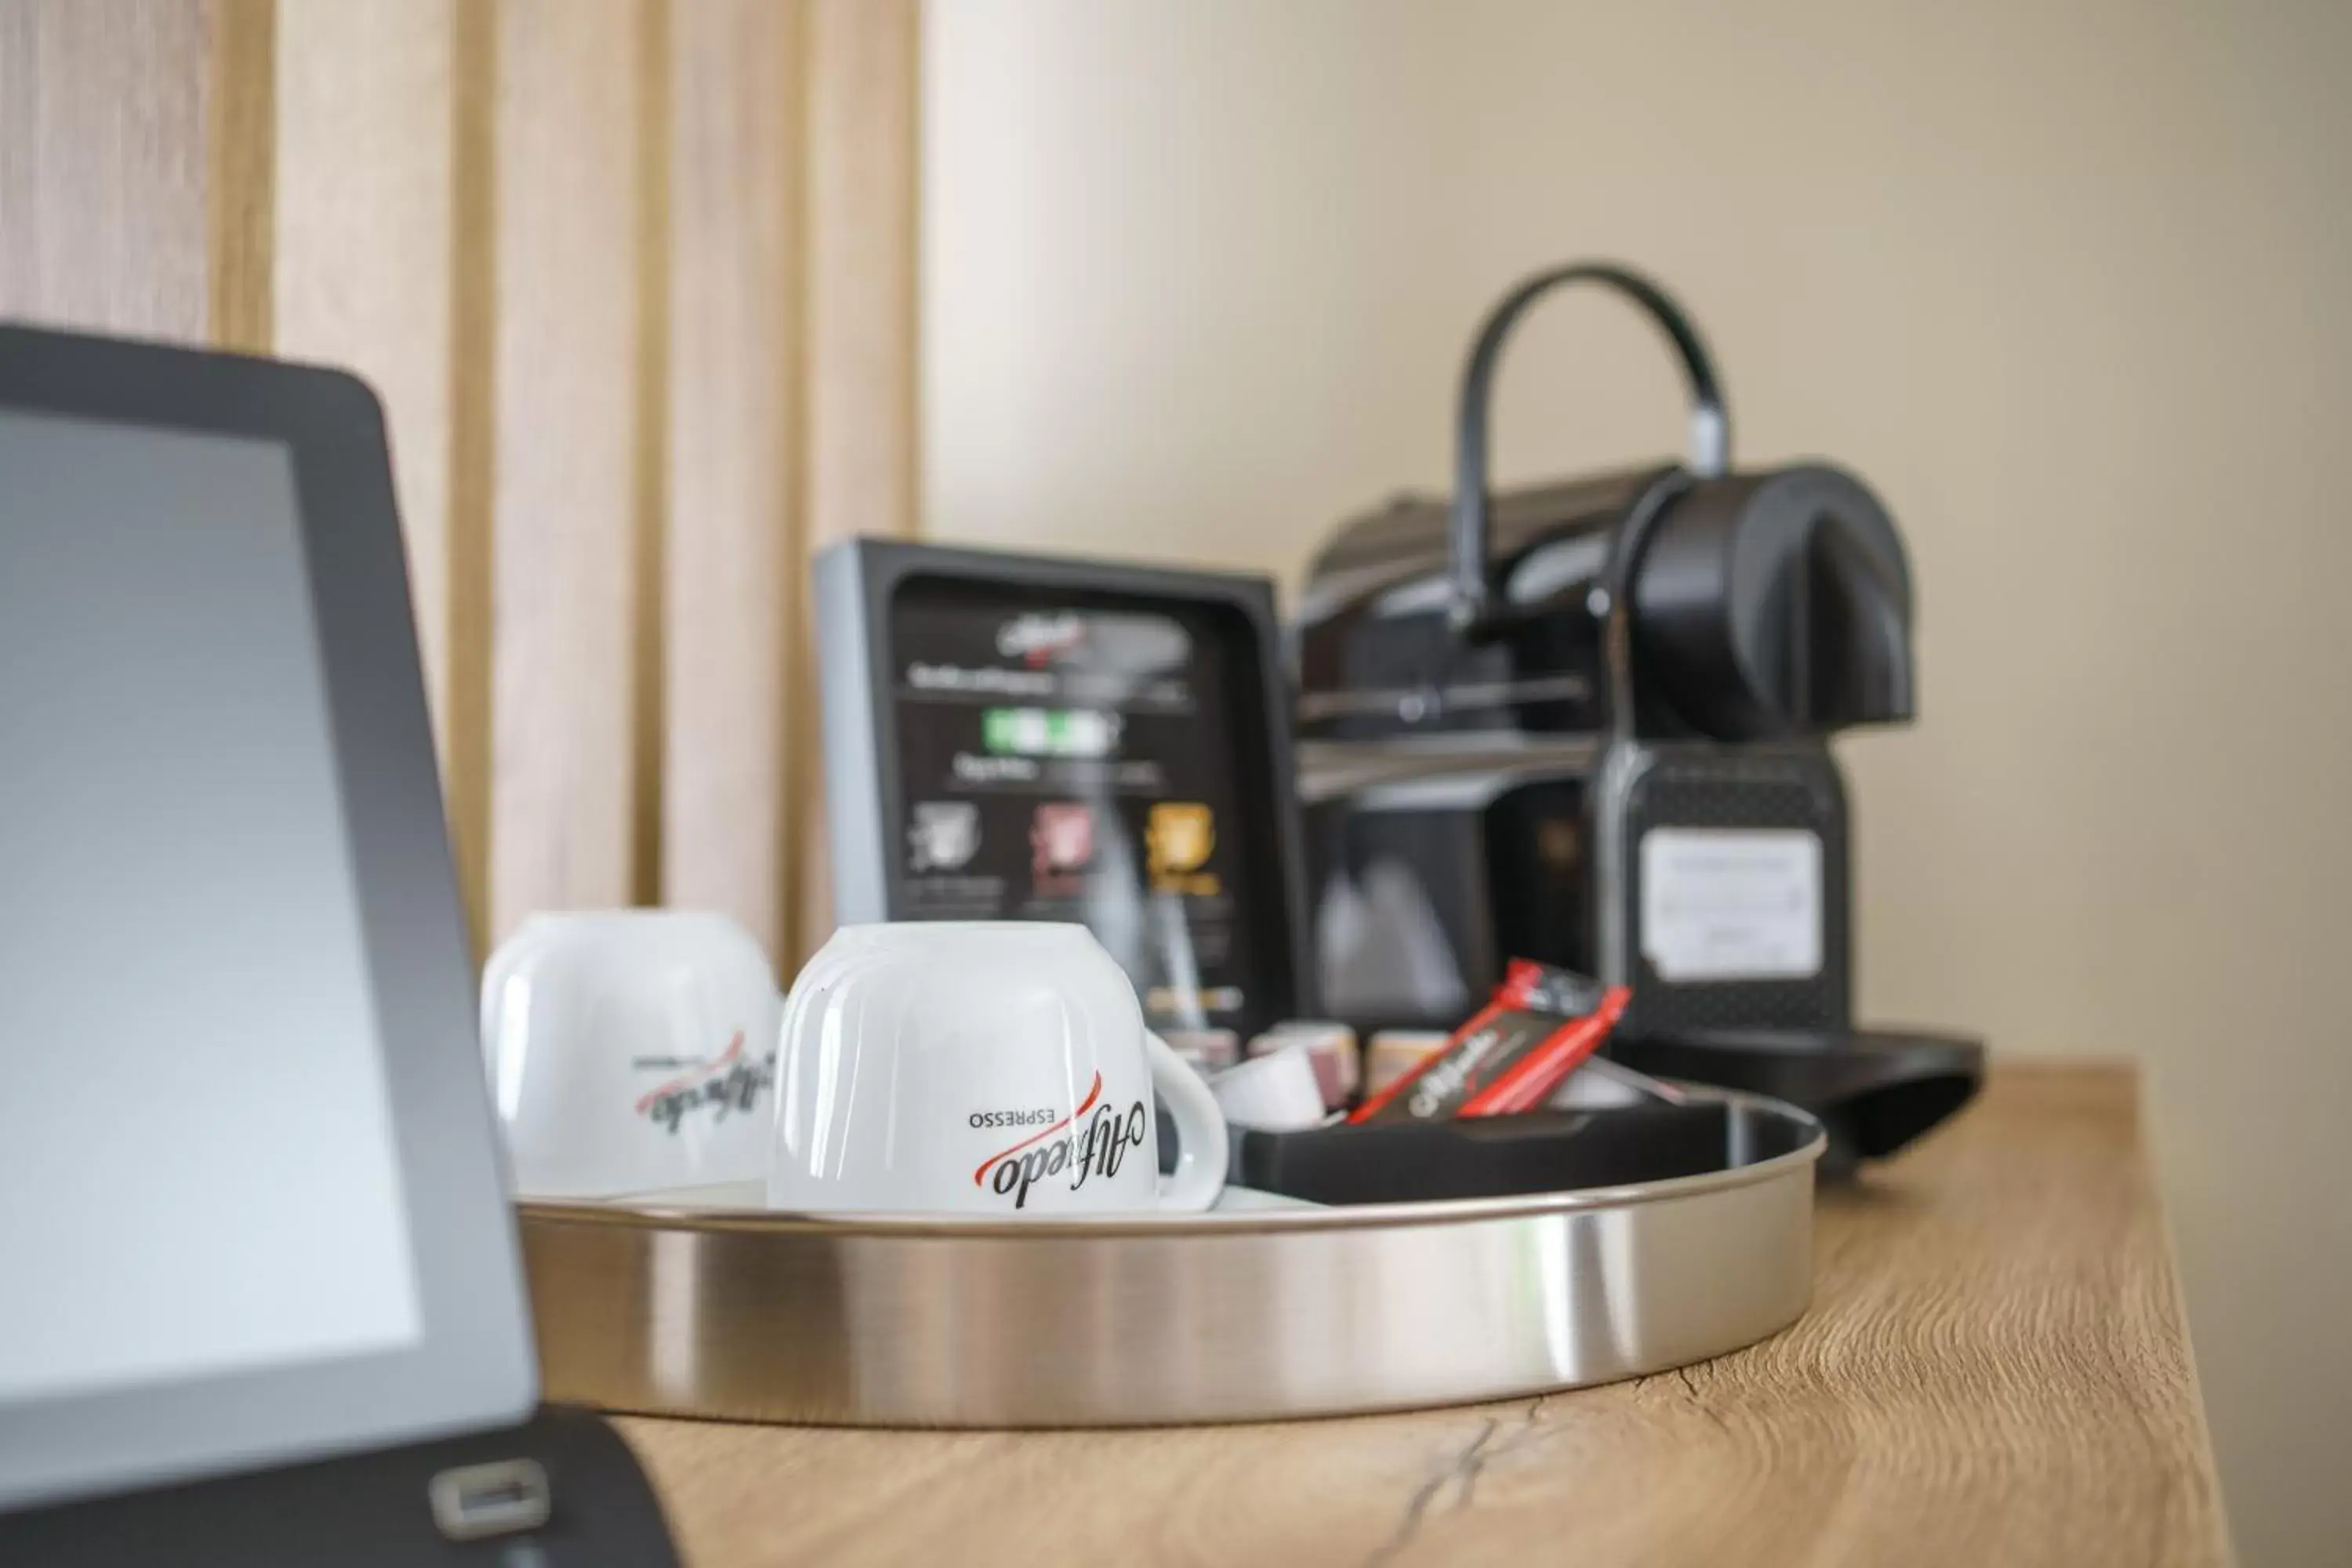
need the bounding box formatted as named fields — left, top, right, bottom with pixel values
left=0, top=411, right=423, bottom=1407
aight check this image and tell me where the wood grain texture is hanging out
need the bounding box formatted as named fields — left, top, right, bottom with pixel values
left=0, top=0, right=212, bottom=339
left=271, top=0, right=458, bottom=741
left=795, top=0, right=920, bottom=959
left=658, top=0, right=803, bottom=961
left=487, top=0, right=648, bottom=942
left=617, top=1064, right=2231, bottom=1567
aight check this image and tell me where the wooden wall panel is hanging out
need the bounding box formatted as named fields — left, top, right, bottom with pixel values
left=797, top=0, right=921, bottom=957
left=806, top=0, right=919, bottom=546
left=205, top=0, right=273, bottom=353
left=0, top=0, right=212, bottom=340
left=659, top=0, right=802, bottom=961
left=0, top=0, right=921, bottom=966
left=271, top=0, right=459, bottom=742
left=447, top=0, right=497, bottom=949
left=488, top=0, right=649, bottom=942
left=270, top=0, right=493, bottom=941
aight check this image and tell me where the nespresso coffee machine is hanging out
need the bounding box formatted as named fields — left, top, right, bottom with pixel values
left=1296, top=263, right=1979, bottom=1167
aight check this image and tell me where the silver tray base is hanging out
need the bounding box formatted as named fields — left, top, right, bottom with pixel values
left=519, top=1096, right=1823, bottom=1427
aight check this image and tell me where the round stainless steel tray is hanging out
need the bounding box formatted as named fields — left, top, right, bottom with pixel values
left=518, top=1093, right=1824, bottom=1426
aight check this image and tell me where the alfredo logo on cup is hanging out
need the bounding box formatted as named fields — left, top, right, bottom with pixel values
left=771, top=923, right=1227, bottom=1218
left=969, top=1071, right=1152, bottom=1209
left=631, top=1030, right=777, bottom=1135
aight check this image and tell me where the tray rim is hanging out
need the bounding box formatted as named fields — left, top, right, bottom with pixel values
left=515, top=1091, right=1824, bottom=1242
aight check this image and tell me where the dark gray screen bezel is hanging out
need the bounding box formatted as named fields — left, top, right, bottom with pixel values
left=0, top=325, right=536, bottom=1512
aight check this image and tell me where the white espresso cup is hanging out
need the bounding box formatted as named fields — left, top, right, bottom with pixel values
left=769, top=922, right=1227, bottom=1217
left=1209, top=1041, right=1329, bottom=1132
left=481, top=910, right=782, bottom=1200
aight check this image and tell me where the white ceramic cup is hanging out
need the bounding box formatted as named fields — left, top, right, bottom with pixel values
left=481, top=910, right=782, bottom=1200
left=1209, top=1042, right=1330, bottom=1131
left=768, top=922, right=1227, bottom=1217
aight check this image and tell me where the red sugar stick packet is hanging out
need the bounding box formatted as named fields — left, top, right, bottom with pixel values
left=1348, top=960, right=1633, bottom=1124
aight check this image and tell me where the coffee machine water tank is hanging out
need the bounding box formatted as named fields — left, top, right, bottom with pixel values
left=1630, top=464, right=1913, bottom=739
left=1295, top=263, right=1916, bottom=1037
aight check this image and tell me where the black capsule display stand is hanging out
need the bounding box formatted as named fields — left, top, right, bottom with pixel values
left=1227, top=1098, right=1815, bottom=1207
left=0, top=1406, right=676, bottom=1568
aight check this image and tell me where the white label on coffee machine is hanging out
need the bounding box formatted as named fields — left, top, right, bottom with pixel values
left=1639, top=829, right=1823, bottom=981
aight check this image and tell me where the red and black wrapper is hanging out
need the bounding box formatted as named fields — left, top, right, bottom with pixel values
left=1349, top=960, right=1633, bottom=1123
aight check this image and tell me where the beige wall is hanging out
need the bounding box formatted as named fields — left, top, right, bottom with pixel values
left=920, top=1, right=2352, bottom=1559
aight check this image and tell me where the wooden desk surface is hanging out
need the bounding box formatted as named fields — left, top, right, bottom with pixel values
left=618, top=1063, right=2230, bottom=1566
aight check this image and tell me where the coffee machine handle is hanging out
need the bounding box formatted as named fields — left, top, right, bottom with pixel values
left=1448, top=263, right=1729, bottom=631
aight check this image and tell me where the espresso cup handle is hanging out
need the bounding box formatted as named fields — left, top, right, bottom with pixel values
left=1143, top=1031, right=1229, bottom=1212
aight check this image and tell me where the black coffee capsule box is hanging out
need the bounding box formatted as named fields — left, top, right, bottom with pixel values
left=1225, top=1101, right=1810, bottom=1207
